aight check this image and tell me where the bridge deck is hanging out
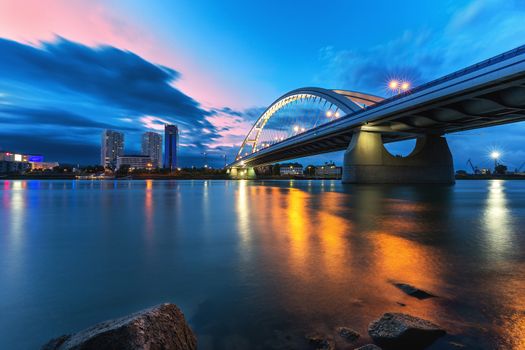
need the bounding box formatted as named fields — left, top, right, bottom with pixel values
left=231, top=45, right=525, bottom=167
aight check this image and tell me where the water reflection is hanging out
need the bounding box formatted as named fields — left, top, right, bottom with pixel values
left=483, top=180, right=513, bottom=260
left=235, top=181, right=252, bottom=256
left=0, top=180, right=523, bottom=349
left=145, top=180, right=154, bottom=237
left=2, top=181, right=27, bottom=281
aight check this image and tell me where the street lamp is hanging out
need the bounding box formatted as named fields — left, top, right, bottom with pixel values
left=388, top=79, right=411, bottom=94
left=491, top=151, right=500, bottom=170
left=389, top=80, right=399, bottom=90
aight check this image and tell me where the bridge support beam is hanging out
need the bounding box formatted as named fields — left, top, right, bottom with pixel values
left=342, top=130, right=455, bottom=184
left=228, top=167, right=256, bottom=179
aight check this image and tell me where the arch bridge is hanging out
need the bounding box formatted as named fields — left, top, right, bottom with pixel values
left=229, top=45, right=525, bottom=184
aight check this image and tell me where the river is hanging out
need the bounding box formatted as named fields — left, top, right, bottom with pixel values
left=1, top=179, right=524, bottom=349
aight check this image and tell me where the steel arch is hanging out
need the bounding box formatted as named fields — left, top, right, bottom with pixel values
left=236, top=87, right=382, bottom=159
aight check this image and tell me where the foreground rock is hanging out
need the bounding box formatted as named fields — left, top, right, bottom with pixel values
left=336, top=326, right=360, bottom=342
left=354, top=345, right=382, bottom=350
left=305, top=332, right=335, bottom=350
left=368, top=313, right=445, bottom=349
left=391, top=282, right=435, bottom=300
left=42, top=303, right=197, bottom=350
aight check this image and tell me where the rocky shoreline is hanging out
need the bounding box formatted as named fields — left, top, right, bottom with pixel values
left=41, top=296, right=451, bottom=350
left=42, top=303, right=196, bottom=350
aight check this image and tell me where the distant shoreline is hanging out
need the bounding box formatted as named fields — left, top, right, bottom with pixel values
left=2, top=174, right=525, bottom=180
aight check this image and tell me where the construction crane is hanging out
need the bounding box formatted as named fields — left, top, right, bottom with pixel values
left=516, top=161, right=525, bottom=173
left=467, top=159, right=479, bottom=174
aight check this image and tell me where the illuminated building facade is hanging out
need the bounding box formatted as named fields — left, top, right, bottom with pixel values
left=0, top=151, right=46, bottom=173
left=315, top=163, right=342, bottom=178
left=141, top=132, right=162, bottom=168
left=116, top=155, right=153, bottom=170
left=279, top=163, right=303, bottom=176
left=0, top=151, right=43, bottom=162
left=163, top=125, right=178, bottom=171
left=101, top=130, right=124, bottom=168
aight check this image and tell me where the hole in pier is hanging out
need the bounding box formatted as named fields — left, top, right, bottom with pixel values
left=383, top=139, right=416, bottom=157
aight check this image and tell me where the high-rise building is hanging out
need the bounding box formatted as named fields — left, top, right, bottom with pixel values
left=100, top=130, right=124, bottom=168
left=163, top=125, right=178, bottom=170
left=141, top=132, right=162, bottom=168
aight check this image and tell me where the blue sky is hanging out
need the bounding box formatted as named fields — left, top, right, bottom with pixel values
left=0, top=0, right=524, bottom=169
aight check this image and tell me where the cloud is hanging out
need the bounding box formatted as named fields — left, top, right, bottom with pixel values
left=0, top=37, right=233, bottom=164
left=0, top=37, right=211, bottom=124
left=0, top=106, right=138, bottom=130
left=317, top=1, right=525, bottom=97
left=316, top=30, right=443, bottom=96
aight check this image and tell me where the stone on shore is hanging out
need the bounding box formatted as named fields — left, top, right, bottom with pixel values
left=42, top=303, right=197, bottom=350
left=354, top=345, right=382, bottom=350
left=305, top=331, right=335, bottom=350
left=336, top=326, right=360, bottom=342
left=392, top=282, right=435, bottom=299
left=368, top=312, right=445, bottom=349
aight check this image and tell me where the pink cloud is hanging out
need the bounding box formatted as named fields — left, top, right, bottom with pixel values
left=0, top=1, right=136, bottom=48
left=205, top=110, right=256, bottom=149
left=0, top=0, right=254, bottom=110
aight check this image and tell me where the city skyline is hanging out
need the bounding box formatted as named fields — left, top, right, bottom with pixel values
left=0, top=1, right=524, bottom=169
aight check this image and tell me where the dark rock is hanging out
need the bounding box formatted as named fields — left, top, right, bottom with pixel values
left=354, top=345, right=382, bottom=350
left=42, top=303, right=197, bottom=350
left=396, top=302, right=406, bottom=307
left=305, top=332, right=335, bottom=350
left=336, top=326, right=360, bottom=342
left=392, top=282, right=436, bottom=299
left=368, top=312, right=445, bottom=349
left=449, top=341, right=466, bottom=348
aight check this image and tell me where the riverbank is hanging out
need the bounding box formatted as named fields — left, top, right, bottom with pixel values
left=3, top=173, right=525, bottom=180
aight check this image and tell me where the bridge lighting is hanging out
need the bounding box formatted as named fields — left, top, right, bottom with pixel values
left=335, top=111, right=340, bottom=118
left=326, top=111, right=333, bottom=117
left=301, top=127, right=306, bottom=132
left=389, top=80, right=399, bottom=89
left=293, top=125, right=299, bottom=132
left=388, top=79, right=411, bottom=94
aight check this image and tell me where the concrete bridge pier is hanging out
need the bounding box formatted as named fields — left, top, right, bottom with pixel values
left=342, top=130, right=455, bottom=184
left=228, top=167, right=256, bottom=179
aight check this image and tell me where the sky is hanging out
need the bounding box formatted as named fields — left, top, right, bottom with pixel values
left=0, top=0, right=524, bottom=170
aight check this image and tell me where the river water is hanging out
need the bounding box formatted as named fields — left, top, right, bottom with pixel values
left=0, top=180, right=524, bottom=349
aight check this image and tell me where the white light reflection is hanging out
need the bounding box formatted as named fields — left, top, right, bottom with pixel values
left=235, top=181, right=252, bottom=255
left=4, top=181, right=27, bottom=279
left=483, top=180, right=513, bottom=260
